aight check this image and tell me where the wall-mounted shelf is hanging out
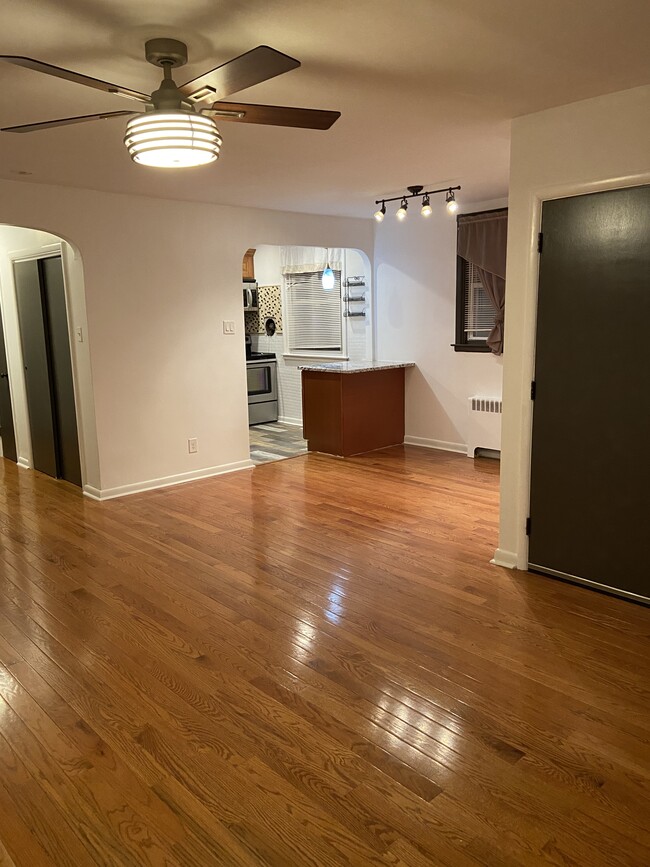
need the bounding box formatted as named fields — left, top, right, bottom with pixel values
left=344, top=276, right=367, bottom=318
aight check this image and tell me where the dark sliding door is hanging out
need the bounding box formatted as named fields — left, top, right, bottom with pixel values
left=0, top=306, right=17, bottom=462
left=14, top=256, right=82, bottom=487
left=529, top=185, right=650, bottom=603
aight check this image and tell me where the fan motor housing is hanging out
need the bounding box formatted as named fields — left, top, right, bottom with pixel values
left=145, top=38, right=188, bottom=68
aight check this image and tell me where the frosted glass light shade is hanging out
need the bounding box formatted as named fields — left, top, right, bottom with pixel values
left=124, top=111, right=222, bottom=168
left=322, top=266, right=335, bottom=290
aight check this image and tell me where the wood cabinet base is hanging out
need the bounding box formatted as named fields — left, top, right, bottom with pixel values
left=301, top=367, right=406, bottom=456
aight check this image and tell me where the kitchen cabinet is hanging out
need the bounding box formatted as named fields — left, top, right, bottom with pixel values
left=242, top=249, right=256, bottom=281
left=300, top=361, right=414, bottom=457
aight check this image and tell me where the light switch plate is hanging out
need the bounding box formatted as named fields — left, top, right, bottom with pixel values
left=222, top=320, right=235, bottom=334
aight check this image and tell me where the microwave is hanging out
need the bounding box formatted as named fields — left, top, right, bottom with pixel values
left=243, top=281, right=258, bottom=311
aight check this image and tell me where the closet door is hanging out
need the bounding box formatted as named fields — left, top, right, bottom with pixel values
left=14, top=259, right=58, bottom=477
left=0, top=305, right=17, bottom=462
left=529, top=185, right=650, bottom=602
left=41, top=257, right=82, bottom=487
left=14, top=256, right=82, bottom=486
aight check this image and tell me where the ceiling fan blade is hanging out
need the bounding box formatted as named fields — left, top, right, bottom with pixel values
left=0, top=56, right=151, bottom=105
left=1, top=111, right=140, bottom=134
left=203, top=101, right=341, bottom=130
left=179, top=45, right=300, bottom=103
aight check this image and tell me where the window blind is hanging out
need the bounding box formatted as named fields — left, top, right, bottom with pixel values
left=464, top=260, right=495, bottom=342
left=285, top=270, right=342, bottom=352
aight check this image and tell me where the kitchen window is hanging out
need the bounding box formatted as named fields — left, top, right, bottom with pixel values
left=282, top=247, right=346, bottom=356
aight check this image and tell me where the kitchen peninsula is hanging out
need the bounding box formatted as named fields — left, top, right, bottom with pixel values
left=300, top=361, right=415, bottom=457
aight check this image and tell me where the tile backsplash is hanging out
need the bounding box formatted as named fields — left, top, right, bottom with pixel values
left=245, top=284, right=283, bottom=335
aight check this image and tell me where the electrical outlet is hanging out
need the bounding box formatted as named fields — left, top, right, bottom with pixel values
left=188, top=438, right=198, bottom=454
left=222, top=320, right=235, bottom=334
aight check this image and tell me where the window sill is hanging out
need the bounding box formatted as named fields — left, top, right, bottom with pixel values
left=283, top=353, right=349, bottom=362
left=451, top=343, right=491, bottom=353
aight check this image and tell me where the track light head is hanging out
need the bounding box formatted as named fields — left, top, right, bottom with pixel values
left=446, top=189, right=458, bottom=214
left=396, top=197, right=408, bottom=220
left=374, top=201, right=386, bottom=222
left=421, top=195, right=432, bottom=217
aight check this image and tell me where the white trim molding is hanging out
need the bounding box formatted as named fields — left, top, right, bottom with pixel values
left=278, top=416, right=303, bottom=427
left=404, top=435, right=467, bottom=455
left=83, top=459, right=254, bottom=501
left=491, top=548, right=518, bottom=569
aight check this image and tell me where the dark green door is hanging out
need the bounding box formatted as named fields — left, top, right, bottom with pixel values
left=529, top=185, right=650, bottom=603
left=0, top=305, right=17, bottom=463
left=14, top=256, right=82, bottom=486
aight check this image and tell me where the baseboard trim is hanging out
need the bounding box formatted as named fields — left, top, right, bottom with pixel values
left=278, top=416, right=303, bottom=427
left=404, top=435, right=468, bottom=455
left=82, top=459, right=254, bottom=501
left=491, top=548, right=518, bottom=569
left=17, top=457, right=30, bottom=469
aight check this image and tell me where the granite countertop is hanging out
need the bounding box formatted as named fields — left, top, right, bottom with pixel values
left=298, top=360, right=416, bottom=374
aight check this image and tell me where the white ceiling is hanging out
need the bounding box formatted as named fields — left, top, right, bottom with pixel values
left=0, top=0, right=648, bottom=217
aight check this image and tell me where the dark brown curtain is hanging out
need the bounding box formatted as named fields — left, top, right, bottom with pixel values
left=458, top=209, right=508, bottom=355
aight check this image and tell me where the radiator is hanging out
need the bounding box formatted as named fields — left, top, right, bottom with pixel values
left=467, top=396, right=502, bottom=458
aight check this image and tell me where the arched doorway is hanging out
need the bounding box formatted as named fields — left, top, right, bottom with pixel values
left=0, top=224, right=97, bottom=490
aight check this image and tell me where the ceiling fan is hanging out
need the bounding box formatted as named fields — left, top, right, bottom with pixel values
left=0, top=39, right=341, bottom=167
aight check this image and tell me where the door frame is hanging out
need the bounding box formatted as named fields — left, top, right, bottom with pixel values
left=495, top=169, right=650, bottom=573
left=4, top=241, right=91, bottom=487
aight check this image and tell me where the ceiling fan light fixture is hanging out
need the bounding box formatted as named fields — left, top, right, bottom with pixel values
left=124, top=110, right=222, bottom=168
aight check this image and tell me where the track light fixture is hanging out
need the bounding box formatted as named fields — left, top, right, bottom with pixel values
left=373, top=184, right=461, bottom=222
left=446, top=189, right=459, bottom=214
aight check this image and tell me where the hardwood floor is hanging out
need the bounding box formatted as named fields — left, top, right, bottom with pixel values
left=0, top=446, right=648, bottom=866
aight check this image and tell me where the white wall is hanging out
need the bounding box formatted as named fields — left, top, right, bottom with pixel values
left=0, top=179, right=372, bottom=497
left=374, top=199, right=505, bottom=452
left=252, top=245, right=373, bottom=425
left=497, top=84, right=650, bottom=569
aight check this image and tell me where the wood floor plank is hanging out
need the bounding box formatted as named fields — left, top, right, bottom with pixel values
left=0, top=447, right=648, bottom=866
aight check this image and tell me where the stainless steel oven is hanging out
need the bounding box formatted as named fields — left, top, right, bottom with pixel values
left=246, top=356, right=278, bottom=425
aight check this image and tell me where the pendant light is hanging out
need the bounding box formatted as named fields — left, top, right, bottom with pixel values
left=322, top=249, right=335, bottom=290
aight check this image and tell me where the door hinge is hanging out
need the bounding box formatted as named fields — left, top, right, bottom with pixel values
left=537, top=232, right=544, bottom=253
left=530, top=380, right=536, bottom=400
left=526, top=517, right=531, bottom=536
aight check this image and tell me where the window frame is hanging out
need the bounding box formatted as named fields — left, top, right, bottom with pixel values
left=453, top=207, right=505, bottom=353
left=281, top=268, right=348, bottom=360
